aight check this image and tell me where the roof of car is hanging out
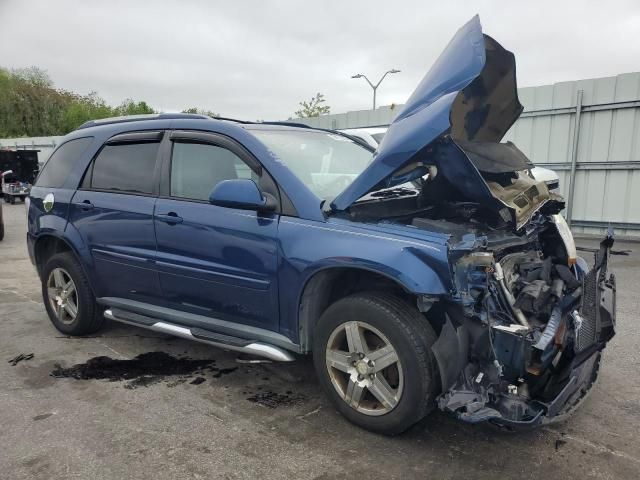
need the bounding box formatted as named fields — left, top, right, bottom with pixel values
left=77, top=113, right=314, bottom=132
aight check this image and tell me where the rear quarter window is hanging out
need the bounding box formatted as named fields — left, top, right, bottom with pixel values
left=35, top=137, right=94, bottom=188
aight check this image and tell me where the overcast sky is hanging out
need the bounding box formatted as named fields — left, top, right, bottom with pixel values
left=1, top=0, right=639, bottom=120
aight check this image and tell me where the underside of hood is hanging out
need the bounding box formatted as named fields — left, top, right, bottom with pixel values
left=331, top=15, right=524, bottom=211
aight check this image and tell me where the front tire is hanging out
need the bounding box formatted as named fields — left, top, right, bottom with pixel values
left=41, top=252, right=104, bottom=335
left=313, top=292, right=439, bottom=435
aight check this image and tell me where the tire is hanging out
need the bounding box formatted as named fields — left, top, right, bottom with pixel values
left=313, top=292, right=439, bottom=435
left=41, top=252, right=104, bottom=335
left=9, top=195, right=15, bottom=204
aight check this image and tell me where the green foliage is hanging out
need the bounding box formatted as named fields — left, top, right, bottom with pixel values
left=181, top=107, right=219, bottom=118
left=294, top=92, right=330, bottom=118
left=59, top=92, right=113, bottom=133
left=0, top=65, right=223, bottom=137
left=115, top=99, right=156, bottom=116
left=0, top=66, right=158, bottom=137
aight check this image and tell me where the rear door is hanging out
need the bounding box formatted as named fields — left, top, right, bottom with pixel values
left=154, top=131, right=280, bottom=332
left=68, top=131, right=163, bottom=303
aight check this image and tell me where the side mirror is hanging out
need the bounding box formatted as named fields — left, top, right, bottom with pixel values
left=208, top=179, right=277, bottom=212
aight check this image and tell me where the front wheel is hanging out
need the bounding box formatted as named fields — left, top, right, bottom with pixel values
left=313, top=292, right=439, bottom=435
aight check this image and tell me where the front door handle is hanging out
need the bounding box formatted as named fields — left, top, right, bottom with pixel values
left=156, top=212, right=183, bottom=224
left=74, top=200, right=94, bottom=211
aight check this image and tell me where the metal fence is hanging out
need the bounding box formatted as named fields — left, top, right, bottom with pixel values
left=296, top=72, right=640, bottom=238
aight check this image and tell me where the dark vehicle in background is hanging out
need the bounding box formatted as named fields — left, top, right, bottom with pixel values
left=26, top=16, right=615, bottom=434
left=1, top=149, right=39, bottom=203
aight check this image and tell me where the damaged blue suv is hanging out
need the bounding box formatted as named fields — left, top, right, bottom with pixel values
left=28, top=16, right=615, bottom=434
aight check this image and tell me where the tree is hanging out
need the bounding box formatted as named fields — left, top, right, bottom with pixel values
left=294, top=93, right=330, bottom=118
left=114, top=99, right=155, bottom=116
left=182, top=107, right=219, bottom=118
left=59, top=92, right=114, bottom=133
left=0, top=65, right=160, bottom=136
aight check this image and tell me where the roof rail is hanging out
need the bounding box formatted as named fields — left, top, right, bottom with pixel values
left=213, top=116, right=255, bottom=124
left=259, top=121, right=312, bottom=128
left=77, top=113, right=210, bottom=130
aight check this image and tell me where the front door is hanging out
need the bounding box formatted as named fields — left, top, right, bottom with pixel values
left=154, top=132, right=280, bottom=332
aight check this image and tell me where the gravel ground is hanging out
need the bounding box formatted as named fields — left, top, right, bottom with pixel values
left=1, top=202, right=639, bottom=479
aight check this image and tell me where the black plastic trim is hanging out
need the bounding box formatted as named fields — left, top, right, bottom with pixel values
left=190, top=328, right=252, bottom=347
left=107, top=130, right=164, bottom=144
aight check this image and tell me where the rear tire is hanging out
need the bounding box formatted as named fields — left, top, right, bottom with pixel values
left=41, top=252, right=104, bottom=335
left=313, top=292, right=439, bottom=435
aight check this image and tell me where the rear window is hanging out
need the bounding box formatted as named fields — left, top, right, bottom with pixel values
left=35, top=137, right=93, bottom=188
left=91, top=142, right=160, bottom=194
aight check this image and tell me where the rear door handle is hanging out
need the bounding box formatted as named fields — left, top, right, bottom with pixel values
left=156, top=212, right=183, bottom=224
left=74, top=200, right=94, bottom=211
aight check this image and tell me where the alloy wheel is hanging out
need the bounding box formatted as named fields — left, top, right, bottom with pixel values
left=46, top=267, right=78, bottom=325
left=325, top=320, right=403, bottom=416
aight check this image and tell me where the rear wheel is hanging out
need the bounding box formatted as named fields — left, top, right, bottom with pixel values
left=313, top=292, right=439, bottom=435
left=41, top=252, right=104, bottom=335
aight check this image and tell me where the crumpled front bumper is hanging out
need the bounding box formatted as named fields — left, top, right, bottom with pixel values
left=489, top=234, right=616, bottom=429
left=437, top=233, right=617, bottom=429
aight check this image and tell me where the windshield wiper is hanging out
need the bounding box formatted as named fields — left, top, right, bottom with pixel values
left=367, top=187, right=418, bottom=199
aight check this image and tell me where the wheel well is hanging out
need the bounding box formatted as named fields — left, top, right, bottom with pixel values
left=298, top=268, right=415, bottom=353
left=34, top=235, right=73, bottom=276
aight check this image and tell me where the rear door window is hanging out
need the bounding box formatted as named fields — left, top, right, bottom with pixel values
left=35, top=137, right=94, bottom=188
left=91, top=142, right=160, bottom=194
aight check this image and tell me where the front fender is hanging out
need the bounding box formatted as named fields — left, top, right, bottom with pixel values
left=278, top=217, right=452, bottom=343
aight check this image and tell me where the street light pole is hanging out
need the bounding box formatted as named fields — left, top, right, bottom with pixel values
left=351, top=69, right=400, bottom=110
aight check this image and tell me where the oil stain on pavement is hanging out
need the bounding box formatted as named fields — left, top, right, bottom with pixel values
left=50, top=351, right=226, bottom=389
left=49, top=351, right=308, bottom=408
left=245, top=389, right=307, bottom=408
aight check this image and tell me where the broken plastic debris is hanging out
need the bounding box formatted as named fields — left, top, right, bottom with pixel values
left=8, top=353, right=34, bottom=366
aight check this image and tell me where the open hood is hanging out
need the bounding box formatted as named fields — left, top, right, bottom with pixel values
left=331, top=15, right=523, bottom=211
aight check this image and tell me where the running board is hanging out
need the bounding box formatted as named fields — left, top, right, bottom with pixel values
left=104, top=309, right=295, bottom=362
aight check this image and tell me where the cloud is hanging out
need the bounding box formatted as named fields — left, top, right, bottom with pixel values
left=1, top=0, right=638, bottom=120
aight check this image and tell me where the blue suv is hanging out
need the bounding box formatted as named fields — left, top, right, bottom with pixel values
left=28, top=16, right=615, bottom=434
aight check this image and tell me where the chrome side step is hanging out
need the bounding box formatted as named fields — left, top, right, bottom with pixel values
left=104, top=309, right=295, bottom=362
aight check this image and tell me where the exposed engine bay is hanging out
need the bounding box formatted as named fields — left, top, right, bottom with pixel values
left=430, top=224, right=616, bottom=427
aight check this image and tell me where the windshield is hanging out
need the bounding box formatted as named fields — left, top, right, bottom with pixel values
left=250, top=129, right=373, bottom=200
